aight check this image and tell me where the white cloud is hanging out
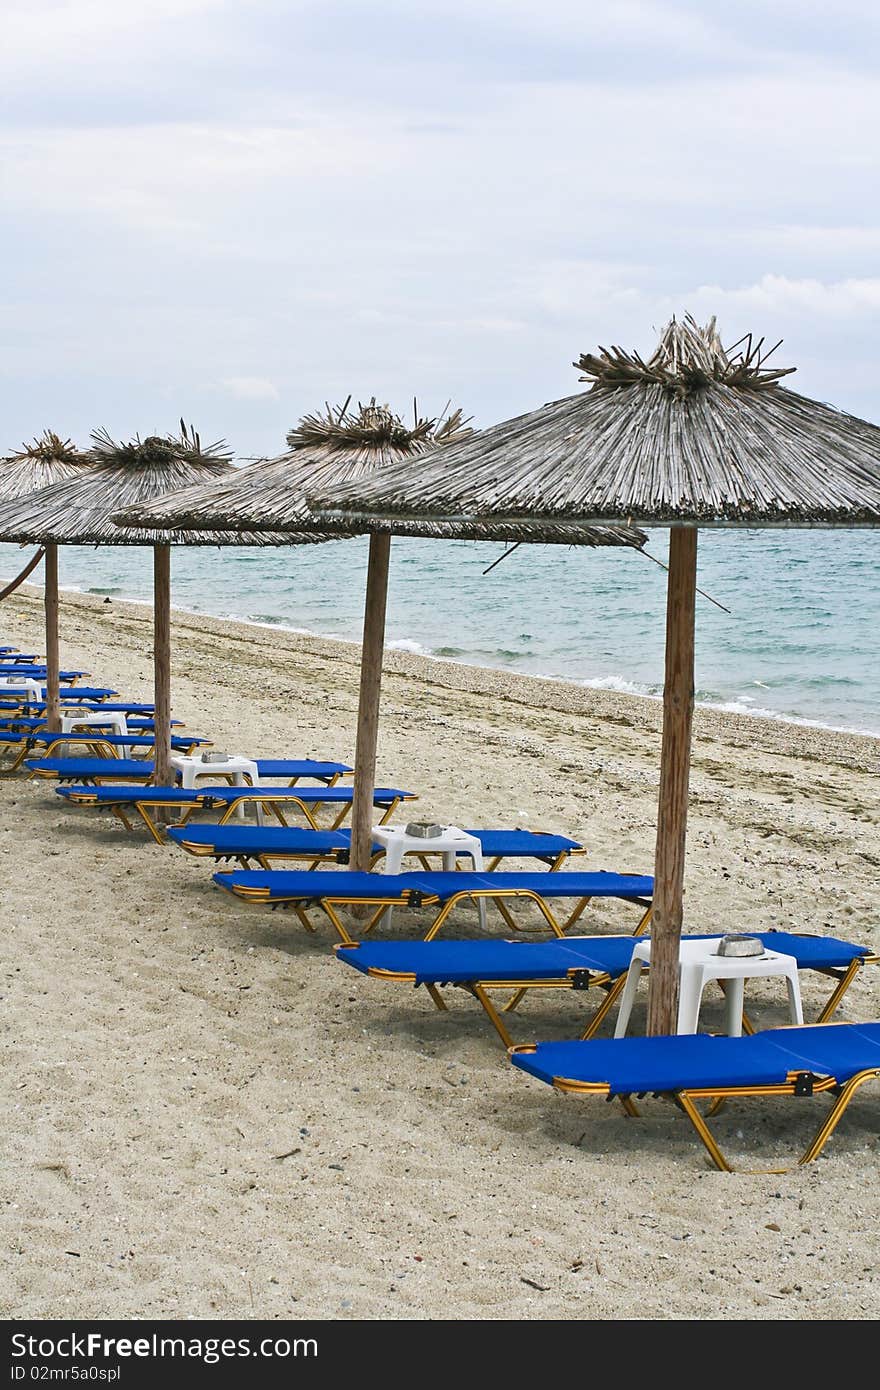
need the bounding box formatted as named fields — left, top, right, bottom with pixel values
left=220, top=377, right=280, bottom=401
left=686, top=274, right=880, bottom=319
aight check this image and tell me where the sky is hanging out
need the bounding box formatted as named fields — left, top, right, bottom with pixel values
left=2, top=0, right=879, bottom=458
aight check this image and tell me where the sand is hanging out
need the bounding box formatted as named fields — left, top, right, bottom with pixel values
left=1, top=584, right=878, bottom=1321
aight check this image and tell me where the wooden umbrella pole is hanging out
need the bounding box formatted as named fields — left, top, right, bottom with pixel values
left=44, top=543, right=61, bottom=733
left=647, top=525, right=698, bottom=1036
left=350, top=534, right=392, bottom=872
left=153, top=543, right=173, bottom=787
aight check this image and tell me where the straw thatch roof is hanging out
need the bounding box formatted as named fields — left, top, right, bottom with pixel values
left=114, top=399, right=646, bottom=549
left=0, top=424, right=315, bottom=547
left=306, top=318, right=880, bottom=530
left=0, top=431, right=89, bottom=500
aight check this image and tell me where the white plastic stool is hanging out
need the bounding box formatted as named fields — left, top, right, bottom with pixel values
left=370, top=824, right=486, bottom=930
left=61, top=709, right=130, bottom=757
left=614, top=937, right=804, bottom=1037
left=170, top=753, right=260, bottom=822
left=1, top=679, right=42, bottom=704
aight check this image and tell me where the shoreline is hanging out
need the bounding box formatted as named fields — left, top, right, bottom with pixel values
left=8, top=581, right=880, bottom=765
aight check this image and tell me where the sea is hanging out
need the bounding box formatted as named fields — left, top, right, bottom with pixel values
left=1, top=530, right=877, bottom=738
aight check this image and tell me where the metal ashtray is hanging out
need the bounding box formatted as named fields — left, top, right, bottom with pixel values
left=201, top=751, right=230, bottom=764
left=714, top=933, right=765, bottom=958
left=404, top=821, right=445, bottom=839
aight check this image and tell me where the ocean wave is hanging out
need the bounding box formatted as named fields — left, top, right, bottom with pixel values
left=702, top=698, right=879, bottom=738
left=6, top=545, right=875, bottom=740
left=385, top=637, right=430, bottom=656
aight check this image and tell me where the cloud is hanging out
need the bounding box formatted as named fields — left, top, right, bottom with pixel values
left=686, top=274, right=880, bottom=319
left=220, top=377, right=280, bottom=401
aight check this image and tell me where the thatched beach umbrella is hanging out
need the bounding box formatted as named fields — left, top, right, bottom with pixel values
left=0, top=432, right=91, bottom=725
left=116, top=399, right=646, bottom=870
left=0, top=424, right=301, bottom=776
left=306, top=318, right=880, bottom=1034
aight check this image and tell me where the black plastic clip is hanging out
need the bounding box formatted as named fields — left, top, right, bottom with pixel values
left=407, top=892, right=424, bottom=908
left=793, top=1072, right=815, bottom=1097
left=337, top=849, right=350, bottom=865
left=569, top=969, right=593, bottom=991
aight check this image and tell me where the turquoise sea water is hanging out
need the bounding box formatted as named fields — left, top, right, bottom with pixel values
left=1, top=532, right=877, bottom=736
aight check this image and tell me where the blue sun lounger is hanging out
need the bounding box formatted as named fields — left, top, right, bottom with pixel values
left=0, top=667, right=87, bottom=680
left=25, top=742, right=211, bottom=779
left=509, top=1022, right=880, bottom=1171
left=0, top=686, right=119, bottom=705
left=2, top=732, right=205, bottom=774
left=212, top=869, right=654, bottom=942
left=335, top=932, right=878, bottom=1047
left=0, top=716, right=173, bottom=733
left=55, top=782, right=416, bottom=844
left=26, top=754, right=347, bottom=784
left=166, top=825, right=584, bottom=871
left=0, top=700, right=142, bottom=717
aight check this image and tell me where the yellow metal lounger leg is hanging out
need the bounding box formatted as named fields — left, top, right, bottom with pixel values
left=135, top=802, right=167, bottom=846
left=799, top=1068, right=880, bottom=1164
left=676, top=1093, right=733, bottom=1172
left=560, top=896, right=593, bottom=933
left=579, top=974, right=629, bottom=1040
left=424, top=984, right=448, bottom=1012
left=471, top=985, right=515, bottom=1049
left=293, top=905, right=318, bottom=935
left=815, top=960, right=864, bottom=1024
left=502, top=988, right=528, bottom=1014
left=320, top=901, right=355, bottom=945
left=632, top=904, right=653, bottom=936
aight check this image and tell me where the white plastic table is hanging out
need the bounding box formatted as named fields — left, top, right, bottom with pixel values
left=371, top=824, right=487, bottom=930
left=171, top=753, right=260, bottom=821
left=171, top=753, right=259, bottom=790
left=62, top=709, right=130, bottom=756
left=1, top=679, right=42, bottom=704
left=614, top=937, right=804, bottom=1038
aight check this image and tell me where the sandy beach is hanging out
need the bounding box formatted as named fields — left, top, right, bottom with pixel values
left=1, top=583, right=878, bottom=1321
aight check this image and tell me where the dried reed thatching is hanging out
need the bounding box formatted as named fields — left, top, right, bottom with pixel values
left=0, top=430, right=89, bottom=500
left=307, top=318, right=880, bottom=530
left=115, top=398, right=646, bottom=549
left=0, top=422, right=306, bottom=546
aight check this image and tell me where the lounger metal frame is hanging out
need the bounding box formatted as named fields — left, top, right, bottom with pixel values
left=62, top=787, right=414, bottom=845
left=335, top=934, right=878, bottom=1048
left=3, top=734, right=203, bottom=777
left=509, top=1025, right=880, bottom=1172
left=175, top=830, right=586, bottom=875
left=228, top=879, right=654, bottom=944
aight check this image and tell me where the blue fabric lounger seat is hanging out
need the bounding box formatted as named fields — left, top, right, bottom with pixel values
left=25, top=744, right=210, bottom=779
left=0, top=716, right=173, bottom=732
left=0, top=700, right=149, bottom=715
left=509, top=1022, right=880, bottom=1171
left=54, top=782, right=416, bottom=844
left=212, top=869, right=654, bottom=942
left=244, top=759, right=353, bottom=784
left=27, top=754, right=347, bottom=783
left=0, top=731, right=196, bottom=774
left=0, top=668, right=86, bottom=680
left=166, top=825, right=584, bottom=871
left=335, top=932, right=877, bottom=1046
left=0, top=687, right=119, bottom=703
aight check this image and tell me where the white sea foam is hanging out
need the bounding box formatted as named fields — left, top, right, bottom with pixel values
left=13, top=561, right=878, bottom=740
left=385, top=637, right=431, bottom=656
